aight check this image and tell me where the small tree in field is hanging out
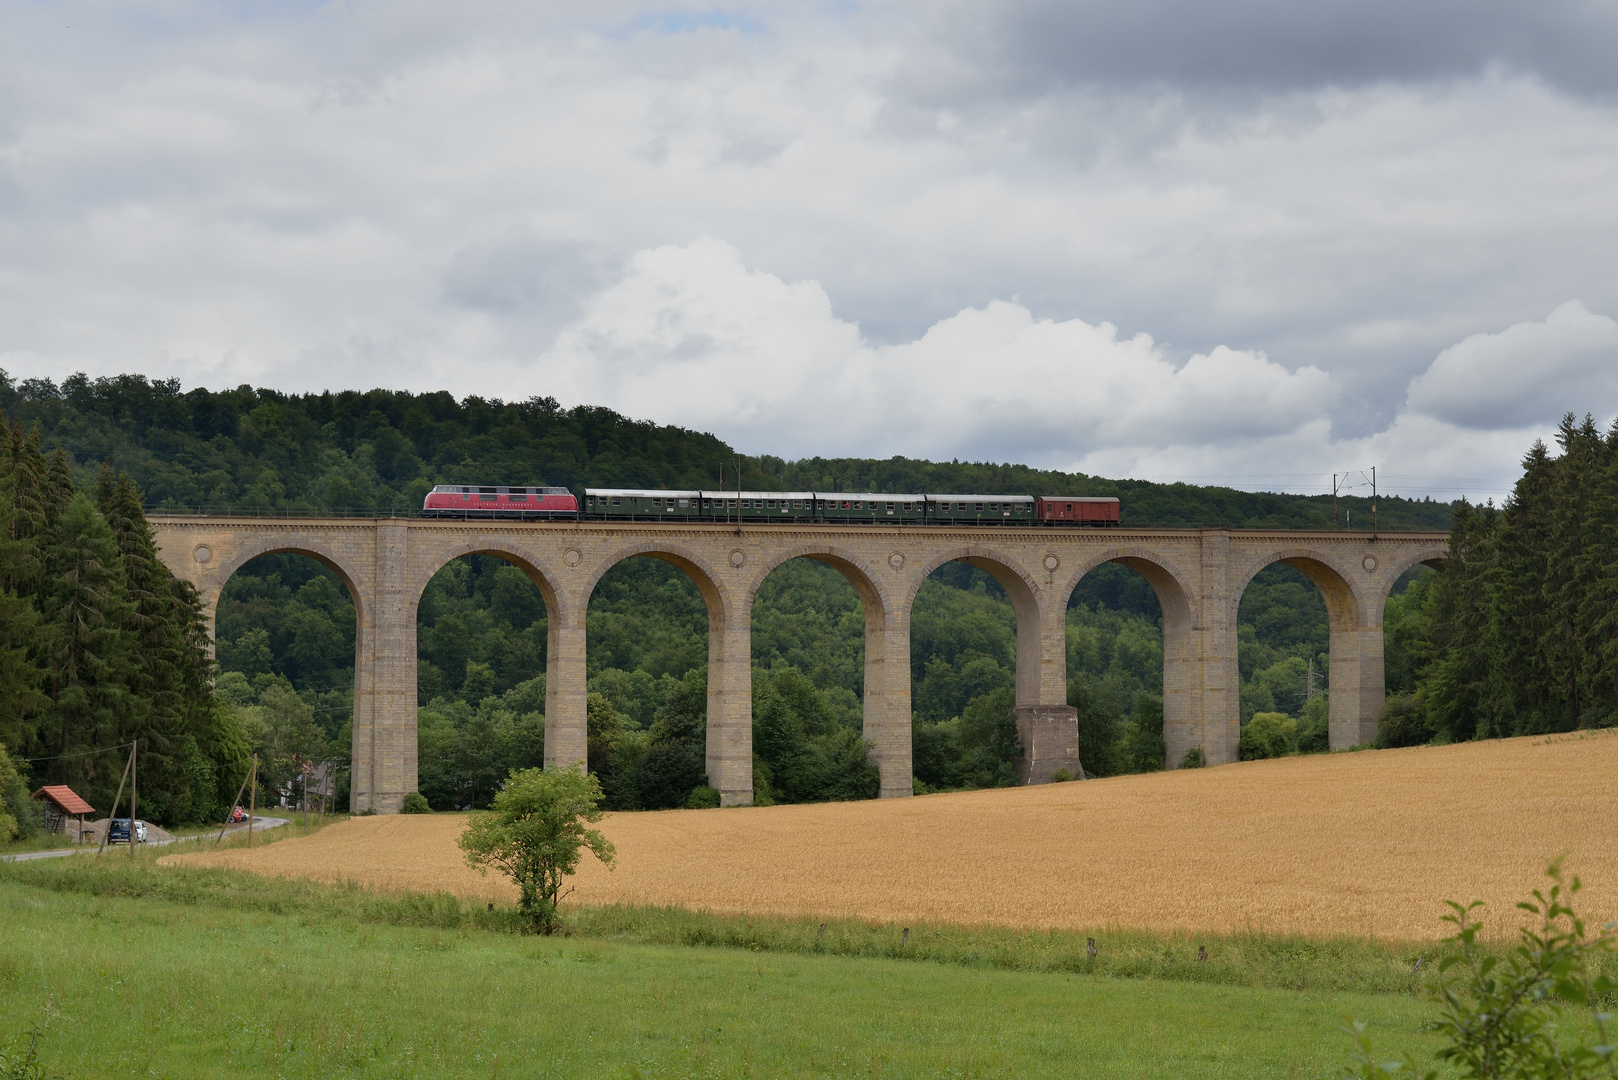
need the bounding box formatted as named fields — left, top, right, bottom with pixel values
left=458, top=766, right=616, bottom=934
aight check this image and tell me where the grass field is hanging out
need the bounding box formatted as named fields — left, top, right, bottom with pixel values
left=173, top=730, right=1618, bottom=941
left=0, top=873, right=1441, bottom=1079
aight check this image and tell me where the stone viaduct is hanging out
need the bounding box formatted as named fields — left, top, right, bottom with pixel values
left=148, top=516, right=1448, bottom=812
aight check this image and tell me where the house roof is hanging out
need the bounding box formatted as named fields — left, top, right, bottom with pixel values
left=32, top=785, right=94, bottom=815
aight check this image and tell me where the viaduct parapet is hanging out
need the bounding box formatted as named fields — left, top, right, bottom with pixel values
left=149, top=517, right=1448, bottom=812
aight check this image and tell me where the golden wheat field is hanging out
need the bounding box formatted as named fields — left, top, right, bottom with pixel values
left=169, top=731, right=1618, bottom=941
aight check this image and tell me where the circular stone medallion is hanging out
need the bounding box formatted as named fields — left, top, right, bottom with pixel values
left=193, top=545, right=212, bottom=565
left=563, top=548, right=582, bottom=566
left=730, top=549, right=746, bottom=567
left=1362, top=555, right=1379, bottom=572
left=1043, top=554, right=1060, bottom=572
left=889, top=552, right=905, bottom=570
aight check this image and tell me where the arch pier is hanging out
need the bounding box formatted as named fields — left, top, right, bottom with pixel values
left=153, top=517, right=1448, bottom=812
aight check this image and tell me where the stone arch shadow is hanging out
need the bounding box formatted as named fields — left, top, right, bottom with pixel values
left=742, top=543, right=910, bottom=797
left=1230, top=546, right=1386, bottom=752
left=585, top=540, right=746, bottom=802
left=904, top=545, right=1046, bottom=709
left=1061, top=548, right=1203, bottom=768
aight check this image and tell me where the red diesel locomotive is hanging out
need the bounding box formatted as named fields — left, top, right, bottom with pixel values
left=420, top=485, right=578, bottom=519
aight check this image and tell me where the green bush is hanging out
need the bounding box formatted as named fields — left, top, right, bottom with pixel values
left=1178, top=746, right=1206, bottom=769
left=1377, top=694, right=1432, bottom=748
left=1240, top=712, right=1297, bottom=760
left=683, top=785, right=721, bottom=809
left=1344, top=858, right=1617, bottom=1079
left=1296, top=696, right=1330, bottom=753
left=400, top=792, right=431, bottom=814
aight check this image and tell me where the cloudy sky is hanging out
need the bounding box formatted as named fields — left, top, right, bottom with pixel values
left=3, top=1, right=1617, bottom=500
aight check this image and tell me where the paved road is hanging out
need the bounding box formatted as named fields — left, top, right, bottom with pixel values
left=1, top=816, right=292, bottom=862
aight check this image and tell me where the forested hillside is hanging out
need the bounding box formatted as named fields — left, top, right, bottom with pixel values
left=1380, top=413, right=1618, bottom=744
left=2, top=369, right=1459, bottom=819
left=0, top=424, right=245, bottom=840
left=0, top=371, right=1450, bottom=528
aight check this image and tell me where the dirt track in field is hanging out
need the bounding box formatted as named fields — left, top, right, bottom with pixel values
left=167, top=731, right=1618, bottom=941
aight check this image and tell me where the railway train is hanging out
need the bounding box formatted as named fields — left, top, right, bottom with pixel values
left=422, top=485, right=1120, bottom=525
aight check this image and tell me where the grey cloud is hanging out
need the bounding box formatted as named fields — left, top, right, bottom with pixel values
left=442, top=234, right=621, bottom=338
left=922, top=0, right=1618, bottom=100
left=1404, top=301, right=1618, bottom=429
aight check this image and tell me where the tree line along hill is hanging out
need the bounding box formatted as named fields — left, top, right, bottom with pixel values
left=8, top=370, right=1569, bottom=828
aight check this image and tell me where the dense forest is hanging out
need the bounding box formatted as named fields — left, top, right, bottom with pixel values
left=1379, top=414, right=1618, bottom=744
left=2, top=370, right=1465, bottom=824
left=0, top=423, right=247, bottom=842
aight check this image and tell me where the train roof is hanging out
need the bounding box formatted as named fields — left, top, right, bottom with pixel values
left=700, top=490, right=815, bottom=500
left=585, top=488, right=702, bottom=498
left=429, top=485, right=569, bottom=494
left=926, top=493, right=1035, bottom=503
left=815, top=492, right=924, bottom=502
left=1037, top=495, right=1120, bottom=504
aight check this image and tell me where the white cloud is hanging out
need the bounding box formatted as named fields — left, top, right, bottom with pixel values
left=537, top=239, right=1338, bottom=467
left=1405, top=301, right=1618, bottom=429
left=529, top=241, right=1609, bottom=502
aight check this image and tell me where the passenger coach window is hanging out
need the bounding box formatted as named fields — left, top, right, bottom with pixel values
left=612, top=498, right=621, bottom=506
left=510, top=494, right=528, bottom=502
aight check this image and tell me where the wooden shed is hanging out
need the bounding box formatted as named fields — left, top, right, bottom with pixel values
left=32, top=785, right=95, bottom=836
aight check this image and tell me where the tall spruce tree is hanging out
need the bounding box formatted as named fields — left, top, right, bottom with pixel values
left=41, top=493, right=138, bottom=800
left=94, top=466, right=222, bottom=820
left=1420, top=499, right=1501, bottom=741
left=0, top=433, right=48, bottom=752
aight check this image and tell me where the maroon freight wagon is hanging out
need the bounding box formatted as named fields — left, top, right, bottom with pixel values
left=1034, top=496, right=1120, bottom=526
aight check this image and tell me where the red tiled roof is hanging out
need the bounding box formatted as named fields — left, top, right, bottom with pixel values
left=32, top=785, right=94, bottom=815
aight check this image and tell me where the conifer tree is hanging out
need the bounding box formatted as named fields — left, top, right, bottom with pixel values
left=0, top=436, right=48, bottom=752
left=41, top=493, right=138, bottom=799
left=1420, top=499, right=1501, bottom=741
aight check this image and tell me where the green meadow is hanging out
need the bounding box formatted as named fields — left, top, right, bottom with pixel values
left=0, top=858, right=1442, bottom=1080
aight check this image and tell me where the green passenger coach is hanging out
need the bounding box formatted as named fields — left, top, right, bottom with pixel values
left=579, top=489, right=1083, bottom=525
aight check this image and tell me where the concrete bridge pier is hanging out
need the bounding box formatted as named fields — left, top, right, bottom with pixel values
left=706, top=595, right=755, bottom=807
left=543, top=600, right=590, bottom=773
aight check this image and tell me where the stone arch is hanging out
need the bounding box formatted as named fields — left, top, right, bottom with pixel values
left=1061, top=548, right=1201, bottom=768
left=1232, top=547, right=1367, bottom=634
left=1231, top=547, right=1376, bottom=751
left=207, top=535, right=369, bottom=631
left=1379, top=543, right=1450, bottom=583
left=408, top=538, right=573, bottom=791
left=586, top=540, right=733, bottom=628
left=904, top=545, right=1047, bottom=708
left=204, top=533, right=378, bottom=809
left=742, top=544, right=909, bottom=798
left=584, top=540, right=750, bottom=805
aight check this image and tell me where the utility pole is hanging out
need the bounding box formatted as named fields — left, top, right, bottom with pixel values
left=1332, top=473, right=1339, bottom=528
left=1371, top=466, right=1379, bottom=539
left=98, top=745, right=133, bottom=856
left=247, top=753, right=257, bottom=847
left=129, top=738, right=137, bottom=859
